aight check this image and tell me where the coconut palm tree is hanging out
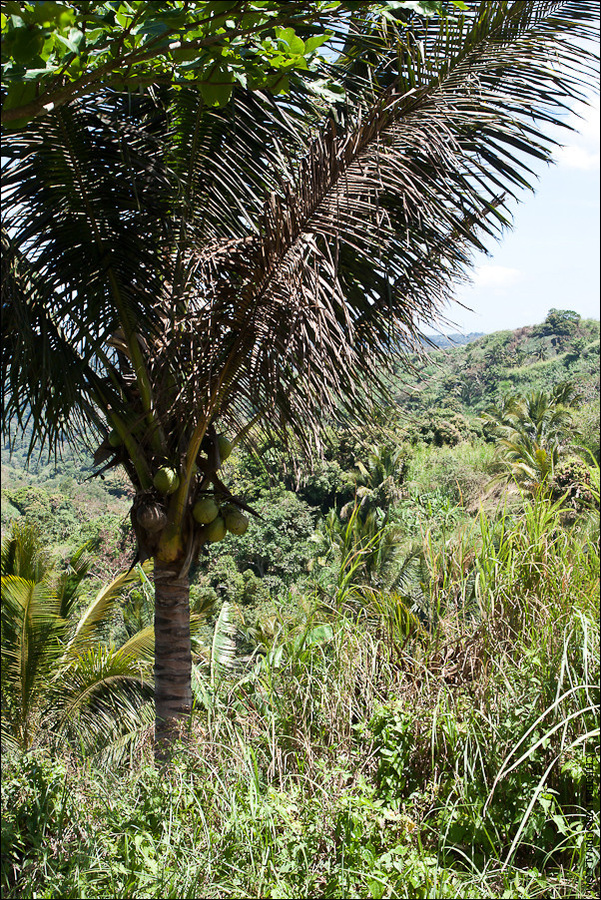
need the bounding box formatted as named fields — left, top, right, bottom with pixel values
left=342, top=443, right=408, bottom=519
left=482, top=383, right=582, bottom=491
left=3, top=2, right=599, bottom=756
left=1, top=521, right=154, bottom=757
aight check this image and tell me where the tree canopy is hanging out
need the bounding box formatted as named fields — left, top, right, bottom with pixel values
left=1, top=0, right=458, bottom=126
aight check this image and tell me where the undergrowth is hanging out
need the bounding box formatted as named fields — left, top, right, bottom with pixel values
left=2, top=496, right=599, bottom=899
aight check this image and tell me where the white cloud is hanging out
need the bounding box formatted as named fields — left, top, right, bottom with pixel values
left=472, top=265, right=521, bottom=289
left=553, top=94, right=600, bottom=171
left=553, top=144, right=600, bottom=171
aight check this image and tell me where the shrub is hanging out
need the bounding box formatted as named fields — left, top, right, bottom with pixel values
left=407, top=442, right=497, bottom=507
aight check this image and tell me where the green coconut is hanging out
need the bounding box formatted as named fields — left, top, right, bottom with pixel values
left=108, top=428, right=122, bottom=448
left=224, top=508, right=249, bottom=536
left=153, top=466, right=180, bottom=495
left=193, top=497, right=219, bottom=525
left=205, top=516, right=226, bottom=543
left=217, top=434, right=233, bottom=461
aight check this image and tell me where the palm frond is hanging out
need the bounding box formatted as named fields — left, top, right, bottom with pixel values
left=1, top=575, right=66, bottom=750
left=56, top=539, right=100, bottom=619
left=118, top=625, right=155, bottom=663
left=1, top=519, right=52, bottom=581
left=168, top=0, right=599, bottom=446
left=51, top=645, right=153, bottom=750
left=70, top=562, right=151, bottom=652
left=2, top=94, right=173, bottom=452
left=210, top=601, right=238, bottom=689
left=1, top=524, right=156, bottom=752
left=3, top=2, right=598, bottom=462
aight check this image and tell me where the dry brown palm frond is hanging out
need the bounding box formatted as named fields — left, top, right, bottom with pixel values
left=148, top=1, right=598, bottom=455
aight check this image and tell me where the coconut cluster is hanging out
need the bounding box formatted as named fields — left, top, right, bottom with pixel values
left=192, top=496, right=249, bottom=541
left=131, top=432, right=247, bottom=547
left=101, top=418, right=247, bottom=557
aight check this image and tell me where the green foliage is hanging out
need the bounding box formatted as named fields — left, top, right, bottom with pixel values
left=1, top=522, right=154, bottom=756
left=1, top=753, right=75, bottom=895
left=407, top=409, right=477, bottom=447
left=550, top=456, right=598, bottom=514
left=573, top=399, right=601, bottom=463
left=368, top=702, right=420, bottom=802
left=2, top=484, right=82, bottom=543
left=3, top=499, right=599, bottom=896
left=395, top=319, right=600, bottom=417
left=346, top=443, right=411, bottom=514
left=1, top=313, right=599, bottom=897
left=1, top=1, right=460, bottom=129
left=481, top=383, right=585, bottom=493
left=405, top=442, right=497, bottom=509
left=538, top=308, right=582, bottom=338
left=211, top=487, right=316, bottom=594
left=0, top=1, right=343, bottom=125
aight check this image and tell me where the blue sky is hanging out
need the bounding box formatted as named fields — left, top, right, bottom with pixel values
left=425, top=93, right=600, bottom=336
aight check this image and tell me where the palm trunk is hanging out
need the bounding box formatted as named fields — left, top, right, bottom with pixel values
left=153, top=560, right=192, bottom=761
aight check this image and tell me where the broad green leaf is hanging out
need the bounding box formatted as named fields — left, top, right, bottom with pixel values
left=7, top=25, right=45, bottom=64
left=6, top=6, right=26, bottom=28
left=206, top=1, right=240, bottom=14
left=2, top=81, right=36, bottom=109
left=28, top=2, right=73, bottom=26
left=275, top=26, right=305, bottom=55
left=1, top=80, right=37, bottom=128
left=267, top=70, right=290, bottom=94
left=54, top=29, right=84, bottom=56
left=170, top=44, right=202, bottom=63
left=133, top=18, right=171, bottom=38
left=305, top=33, right=331, bottom=54
left=21, top=65, right=61, bottom=81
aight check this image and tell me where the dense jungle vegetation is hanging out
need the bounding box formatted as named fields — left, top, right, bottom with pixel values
left=2, top=311, right=599, bottom=899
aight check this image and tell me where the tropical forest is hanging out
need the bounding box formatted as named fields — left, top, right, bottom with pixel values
left=1, top=2, right=599, bottom=898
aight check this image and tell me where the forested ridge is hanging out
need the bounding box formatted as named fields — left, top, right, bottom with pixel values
left=2, top=310, right=599, bottom=898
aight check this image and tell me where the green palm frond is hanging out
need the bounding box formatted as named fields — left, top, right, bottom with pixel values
left=53, top=645, right=153, bottom=749
left=56, top=539, right=100, bottom=619
left=70, top=561, right=152, bottom=652
left=210, top=602, right=238, bottom=689
left=118, top=625, right=155, bottom=663
left=0, top=519, right=51, bottom=581
left=1, top=574, right=66, bottom=750
left=484, top=378, right=584, bottom=491
left=1, top=523, right=154, bottom=752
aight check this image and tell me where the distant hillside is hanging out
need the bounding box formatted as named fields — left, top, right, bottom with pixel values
left=395, top=311, right=599, bottom=414
left=1, top=420, right=132, bottom=538
left=422, top=332, right=486, bottom=349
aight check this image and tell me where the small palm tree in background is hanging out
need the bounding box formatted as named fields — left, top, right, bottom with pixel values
left=311, top=505, right=426, bottom=642
left=3, top=2, right=599, bottom=756
left=343, top=444, right=408, bottom=518
left=1, top=522, right=154, bottom=757
left=482, top=381, right=583, bottom=493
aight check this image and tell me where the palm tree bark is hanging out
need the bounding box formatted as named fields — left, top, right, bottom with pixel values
left=153, top=561, right=192, bottom=760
